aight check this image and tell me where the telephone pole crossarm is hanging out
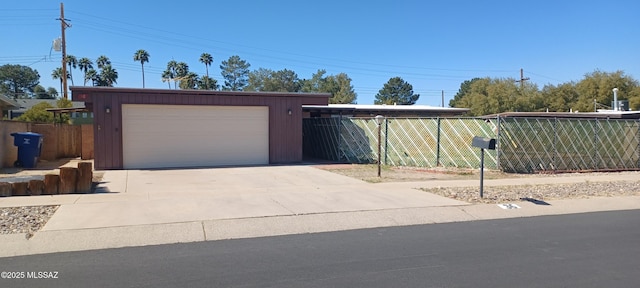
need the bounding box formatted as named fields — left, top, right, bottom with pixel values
left=515, top=68, right=530, bottom=91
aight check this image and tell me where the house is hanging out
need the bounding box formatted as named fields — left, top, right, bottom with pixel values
left=0, top=94, right=20, bottom=119
left=7, top=99, right=93, bottom=124
left=71, top=86, right=330, bottom=170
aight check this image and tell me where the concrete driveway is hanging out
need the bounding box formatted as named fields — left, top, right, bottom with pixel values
left=40, top=165, right=467, bottom=231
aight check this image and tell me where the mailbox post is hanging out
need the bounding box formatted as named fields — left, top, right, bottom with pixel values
left=471, top=136, right=496, bottom=198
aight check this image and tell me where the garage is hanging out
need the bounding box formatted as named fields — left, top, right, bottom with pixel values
left=122, top=104, right=269, bottom=169
left=71, top=87, right=330, bottom=170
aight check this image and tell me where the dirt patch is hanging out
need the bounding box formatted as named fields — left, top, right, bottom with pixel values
left=314, top=164, right=525, bottom=183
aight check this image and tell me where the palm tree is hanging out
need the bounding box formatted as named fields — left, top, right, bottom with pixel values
left=133, top=49, right=150, bottom=88
left=98, top=65, right=118, bottom=87
left=179, top=72, right=199, bottom=89
left=175, top=62, right=189, bottom=89
left=161, top=70, right=173, bottom=89
left=78, top=57, right=93, bottom=86
left=51, top=67, right=69, bottom=95
left=96, top=55, right=111, bottom=69
left=166, top=60, right=178, bottom=89
left=85, top=69, right=98, bottom=86
left=65, top=55, right=77, bottom=86
left=199, top=53, right=213, bottom=88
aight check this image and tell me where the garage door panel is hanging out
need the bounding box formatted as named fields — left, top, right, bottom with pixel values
left=122, top=104, right=268, bottom=169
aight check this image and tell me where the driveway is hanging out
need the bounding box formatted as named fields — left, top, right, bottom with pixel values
left=40, top=165, right=467, bottom=231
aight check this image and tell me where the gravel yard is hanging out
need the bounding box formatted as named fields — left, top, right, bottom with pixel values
left=0, top=205, right=58, bottom=238
left=422, top=181, right=640, bottom=204
left=318, top=164, right=640, bottom=204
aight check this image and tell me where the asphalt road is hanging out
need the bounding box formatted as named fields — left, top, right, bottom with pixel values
left=1, top=210, right=640, bottom=288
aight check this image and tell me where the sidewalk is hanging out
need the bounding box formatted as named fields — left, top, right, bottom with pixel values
left=1, top=167, right=639, bottom=257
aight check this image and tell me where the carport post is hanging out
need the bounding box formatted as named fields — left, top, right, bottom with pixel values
left=375, top=115, right=385, bottom=177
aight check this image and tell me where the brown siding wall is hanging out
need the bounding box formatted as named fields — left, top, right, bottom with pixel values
left=72, top=87, right=329, bottom=170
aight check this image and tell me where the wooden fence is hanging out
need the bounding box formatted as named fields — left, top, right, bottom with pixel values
left=0, top=120, right=93, bottom=168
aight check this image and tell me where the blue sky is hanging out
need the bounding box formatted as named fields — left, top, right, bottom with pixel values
left=1, top=0, right=639, bottom=106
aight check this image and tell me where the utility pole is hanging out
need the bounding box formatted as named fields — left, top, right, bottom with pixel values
left=515, top=68, right=530, bottom=92
left=441, top=90, right=444, bottom=107
left=57, top=3, right=71, bottom=99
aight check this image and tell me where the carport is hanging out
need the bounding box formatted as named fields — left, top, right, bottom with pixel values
left=71, top=87, right=329, bottom=170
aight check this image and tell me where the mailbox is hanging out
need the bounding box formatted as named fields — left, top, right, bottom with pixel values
left=471, top=136, right=496, bottom=198
left=471, top=136, right=496, bottom=150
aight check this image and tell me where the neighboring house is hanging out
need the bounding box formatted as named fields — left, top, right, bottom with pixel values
left=7, top=98, right=91, bottom=124
left=0, top=94, right=20, bottom=119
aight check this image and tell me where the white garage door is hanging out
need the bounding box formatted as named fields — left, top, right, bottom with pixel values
left=122, top=104, right=269, bottom=169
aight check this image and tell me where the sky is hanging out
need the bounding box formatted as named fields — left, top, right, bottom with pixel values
left=1, top=0, right=639, bottom=106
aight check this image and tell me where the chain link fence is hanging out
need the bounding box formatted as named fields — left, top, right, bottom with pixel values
left=498, top=118, right=640, bottom=173
left=303, top=117, right=640, bottom=173
left=303, top=117, right=497, bottom=169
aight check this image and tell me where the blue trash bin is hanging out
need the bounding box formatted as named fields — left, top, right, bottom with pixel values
left=10, top=132, right=43, bottom=168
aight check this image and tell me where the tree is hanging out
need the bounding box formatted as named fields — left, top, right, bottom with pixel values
left=266, top=69, right=301, bottom=92
left=574, top=70, right=639, bottom=112
left=198, top=76, right=219, bottom=90
left=16, top=100, right=72, bottom=123
left=220, top=55, right=250, bottom=91
left=85, top=69, right=98, bottom=86
left=374, top=77, right=419, bottom=105
left=46, top=87, right=58, bottom=98
left=449, top=77, right=541, bottom=116
left=179, top=72, right=199, bottom=89
left=540, top=82, right=579, bottom=112
left=172, top=62, right=189, bottom=89
left=325, top=73, right=357, bottom=104
left=199, top=53, right=213, bottom=88
left=33, top=85, right=47, bottom=99
left=133, top=49, right=150, bottom=88
left=0, top=64, right=40, bottom=99
left=15, top=102, right=54, bottom=122
left=449, top=78, right=481, bottom=107
left=32, top=85, right=55, bottom=99
left=301, top=70, right=357, bottom=104
left=165, top=60, right=178, bottom=89
left=93, top=55, right=117, bottom=87
left=246, top=68, right=302, bottom=92
left=96, top=55, right=111, bottom=69
left=57, top=97, right=73, bottom=108
left=51, top=67, right=69, bottom=96
left=98, top=65, right=118, bottom=87
left=301, top=69, right=327, bottom=93
left=245, top=68, right=272, bottom=91
left=65, top=55, right=77, bottom=86
left=161, top=70, right=173, bottom=89
left=78, top=57, right=93, bottom=86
